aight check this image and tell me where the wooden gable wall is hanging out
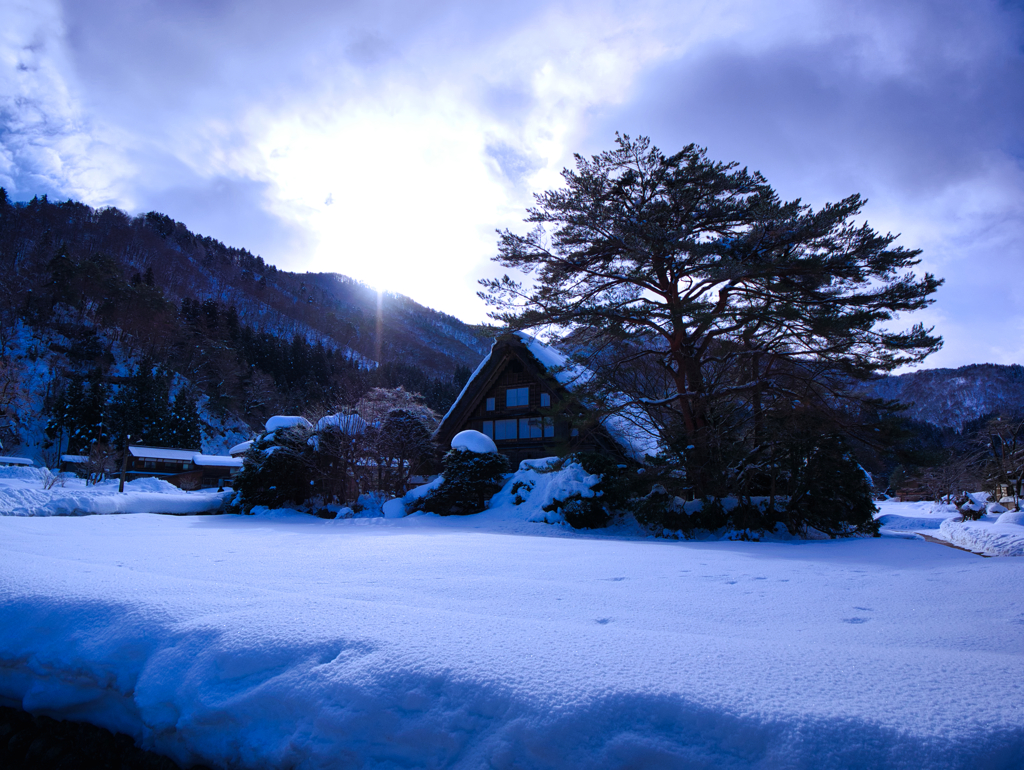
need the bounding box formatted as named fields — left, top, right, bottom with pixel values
left=437, top=338, right=607, bottom=467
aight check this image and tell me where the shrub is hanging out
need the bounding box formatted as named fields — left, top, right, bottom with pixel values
left=785, top=435, right=879, bottom=537
left=632, top=484, right=688, bottom=532
left=729, top=498, right=776, bottom=532
left=691, top=495, right=729, bottom=531
left=544, top=451, right=644, bottom=529
left=234, top=424, right=315, bottom=511
left=411, top=448, right=511, bottom=515
left=543, top=493, right=607, bottom=529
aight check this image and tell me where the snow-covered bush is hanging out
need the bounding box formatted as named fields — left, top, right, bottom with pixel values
left=784, top=436, right=879, bottom=537
left=633, top=439, right=877, bottom=538
left=539, top=452, right=633, bottom=529
left=632, top=491, right=730, bottom=535
left=234, top=418, right=316, bottom=511
left=409, top=433, right=510, bottom=515
left=958, top=498, right=985, bottom=521
left=631, top=484, right=686, bottom=531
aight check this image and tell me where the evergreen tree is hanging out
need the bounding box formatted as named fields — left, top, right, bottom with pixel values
left=785, top=436, right=879, bottom=537
left=78, top=369, right=109, bottom=450
left=109, top=357, right=172, bottom=446
left=235, top=420, right=315, bottom=510
left=481, top=135, right=942, bottom=496
left=410, top=447, right=510, bottom=515
left=168, top=389, right=202, bottom=449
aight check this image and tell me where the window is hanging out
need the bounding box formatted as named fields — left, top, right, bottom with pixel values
left=485, top=397, right=495, bottom=411
left=182, top=463, right=190, bottom=470
left=519, top=418, right=543, bottom=439
left=482, top=421, right=494, bottom=439
left=544, top=417, right=555, bottom=438
left=494, top=419, right=518, bottom=440
left=144, top=460, right=156, bottom=469
left=540, top=392, right=551, bottom=408
left=506, top=386, right=529, bottom=407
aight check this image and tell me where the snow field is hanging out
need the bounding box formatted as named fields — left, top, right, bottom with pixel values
left=0, top=512, right=1022, bottom=769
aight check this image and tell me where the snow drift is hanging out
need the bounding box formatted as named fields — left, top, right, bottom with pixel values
left=0, top=469, right=229, bottom=517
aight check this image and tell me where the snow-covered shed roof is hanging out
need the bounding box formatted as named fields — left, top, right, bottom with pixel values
left=61, top=455, right=90, bottom=464
left=128, top=446, right=200, bottom=462
left=192, top=454, right=243, bottom=468
left=437, top=331, right=660, bottom=461
left=0, top=456, right=33, bottom=466
left=228, top=441, right=253, bottom=456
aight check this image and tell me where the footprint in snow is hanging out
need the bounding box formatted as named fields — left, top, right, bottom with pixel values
left=595, top=618, right=612, bottom=625
left=842, top=617, right=869, bottom=624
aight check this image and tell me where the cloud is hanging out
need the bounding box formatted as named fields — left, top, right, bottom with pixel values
left=580, top=0, right=1024, bottom=367
left=1, top=0, right=1021, bottom=367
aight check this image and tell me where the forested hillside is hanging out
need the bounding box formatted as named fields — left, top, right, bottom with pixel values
left=0, top=191, right=490, bottom=457
left=865, top=364, right=1024, bottom=430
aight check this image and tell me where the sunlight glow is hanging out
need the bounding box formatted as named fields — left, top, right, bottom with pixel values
left=257, top=97, right=515, bottom=317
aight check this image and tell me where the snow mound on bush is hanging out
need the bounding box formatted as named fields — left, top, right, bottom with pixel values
left=451, top=430, right=497, bottom=454
left=384, top=475, right=445, bottom=518
left=117, top=477, right=186, bottom=494
left=873, top=501, right=958, bottom=532
left=0, top=487, right=230, bottom=517
left=996, top=510, right=1024, bottom=526
left=264, top=415, right=313, bottom=432
left=483, top=459, right=601, bottom=524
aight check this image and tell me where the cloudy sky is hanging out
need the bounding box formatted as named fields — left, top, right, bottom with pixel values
left=2, top=0, right=1022, bottom=369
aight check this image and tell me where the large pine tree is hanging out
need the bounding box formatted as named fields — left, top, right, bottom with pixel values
left=481, top=135, right=942, bottom=495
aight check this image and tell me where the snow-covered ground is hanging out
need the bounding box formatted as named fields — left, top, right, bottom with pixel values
left=875, top=498, right=1024, bottom=556
left=0, top=493, right=1022, bottom=768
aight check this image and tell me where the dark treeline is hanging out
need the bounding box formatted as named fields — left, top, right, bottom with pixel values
left=0, top=191, right=481, bottom=452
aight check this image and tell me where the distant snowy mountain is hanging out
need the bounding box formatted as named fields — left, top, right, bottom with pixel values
left=867, top=363, right=1024, bottom=430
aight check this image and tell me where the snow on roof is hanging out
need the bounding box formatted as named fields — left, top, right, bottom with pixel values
left=265, top=415, right=313, bottom=432
left=192, top=454, right=243, bottom=468
left=438, top=345, right=496, bottom=428
left=515, top=332, right=661, bottom=461
left=128, top=446, right=200, bottom=461
left=61, top=455, right=90, bottom=464
left=228, top=441, right=253, bottom=456
left=315, top=413, right=368, bottom=435
left=452, top=430, right=498, bottom=454
left=0, top=456, right=33, bottom=466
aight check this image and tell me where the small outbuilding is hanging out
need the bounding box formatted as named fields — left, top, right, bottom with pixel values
left=191, top=454, right=244, bottom=489
left=0, top=456, right=33, bottom=467
left=127, top=446, right=200, bottom=478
